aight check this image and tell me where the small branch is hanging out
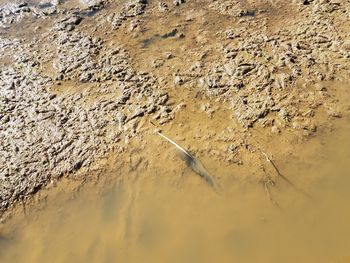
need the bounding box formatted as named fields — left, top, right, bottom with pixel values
left=261, top=166, right=280, bottom=208
left=150, top=121, right=221, bottom=193
left=264, top=181, right=280, bottom=208
left=260, top=150, right=313, bottom=200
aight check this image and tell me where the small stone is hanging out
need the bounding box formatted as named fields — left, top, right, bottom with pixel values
left=315, top=83, right=327, bottom=91
left=152, top=59, right=164, bottom=68
left=173, top=0, right=185, bottom=6
left=174, top=102, right=186, bottom=111
left=174, top=76, right=184, bottom=86
left=271, top=126, right=280, bottom=133
left=164, top=52, right=173, bottom=59
left=79, top=72, right=93, bottom=82
left=158, top=1, right=168, bottom=11
left=1, top=115, right=10, bottom=123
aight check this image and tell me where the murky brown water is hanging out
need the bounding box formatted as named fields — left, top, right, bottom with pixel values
left=1, top=117, right=350, bottom=263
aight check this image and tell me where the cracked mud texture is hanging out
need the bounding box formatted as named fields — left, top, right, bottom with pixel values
left=1, top=0, right=350, bottom=213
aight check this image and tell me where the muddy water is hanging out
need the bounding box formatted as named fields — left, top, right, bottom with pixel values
left=0, top=117, right=350, bottom=263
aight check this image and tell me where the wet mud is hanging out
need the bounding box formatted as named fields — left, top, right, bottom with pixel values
left=1, top=115, right=350, bottom=263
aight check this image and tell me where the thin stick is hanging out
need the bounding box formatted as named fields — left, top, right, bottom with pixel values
left=156, top=131, right=193, bottom=159
left=150, top=121, right=195, bottom=161
left=264, top=181, right=280, bottom=208
left=150, top=121, right=220, bottom=193
left=261, top=151, right=313, bottom=200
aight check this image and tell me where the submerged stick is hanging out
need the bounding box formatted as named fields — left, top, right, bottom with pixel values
left=261, top=166, right=281, bottom=208
left=261, top=151, right=313, bottom=200
left=264, top=181, right=280, bottom=208
left=151, top=123, right=220, bottom=192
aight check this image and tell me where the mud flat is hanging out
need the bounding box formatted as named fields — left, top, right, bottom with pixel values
left=1, top=110, right=350, bottom=263
left=1, top=0, right=350, bottom=219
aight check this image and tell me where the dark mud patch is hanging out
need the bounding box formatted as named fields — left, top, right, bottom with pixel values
left=74, top=1, right=111, bottom=17
left=37, top=2, right=54, bottom=9
left=161, top=28, right=178, bottom=38
left=239, top=10, right=256, bottom=17
left=80, top=8, right=100, bottom=17
left=73, top=8, right=102, bottom=17
left=142, top=28, right=178, bottom=48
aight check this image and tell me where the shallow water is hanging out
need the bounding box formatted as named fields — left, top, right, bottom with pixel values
left=1, top=117, right=350, bottom=263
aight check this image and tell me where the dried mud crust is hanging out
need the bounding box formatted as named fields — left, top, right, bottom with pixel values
left=174, top=0, right=350, bottom=128
left=0, top=0, right=170, bottom=212
left=0, top=0, right=350, bottom=213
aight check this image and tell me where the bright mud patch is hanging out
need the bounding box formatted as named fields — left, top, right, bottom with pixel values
left=1, top=117, right=350, bottom=263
